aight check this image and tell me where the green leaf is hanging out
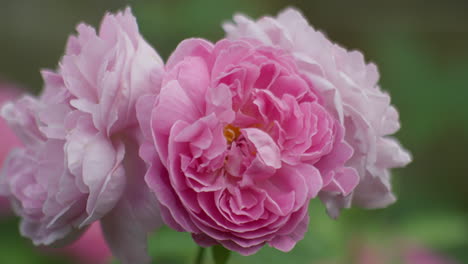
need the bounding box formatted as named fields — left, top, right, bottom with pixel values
left=212, top=245, right=231, bottom=264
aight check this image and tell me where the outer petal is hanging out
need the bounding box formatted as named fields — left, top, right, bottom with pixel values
left=100, top=186, right=161, bottom=264
left=81, top=138, right=126, bottom=225
left=166, top=38, right=214, bottom=70
left=101, top=137, right=162, bottom=264
left=1, top=96, right=45, bottom=146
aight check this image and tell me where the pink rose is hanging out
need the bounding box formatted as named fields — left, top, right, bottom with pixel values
left=224, top=8, right=411, bottom=217
left=0, top=8, right=163, bottom=263
left=140, top=38, right=359, bottom=254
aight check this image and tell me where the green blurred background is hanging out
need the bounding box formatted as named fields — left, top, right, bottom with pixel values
left=0, top=0, right=467, bottom=263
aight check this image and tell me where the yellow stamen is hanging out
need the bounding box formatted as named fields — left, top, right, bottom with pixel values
left=223, top=124, right=241, bottom=143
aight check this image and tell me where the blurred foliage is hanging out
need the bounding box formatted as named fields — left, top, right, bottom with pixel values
left=0, top=217, right=72, bottom=264
left=0, top=0, right=467, bottom=263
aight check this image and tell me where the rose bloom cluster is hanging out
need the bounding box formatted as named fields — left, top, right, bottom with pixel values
left=0, top=7, right=410, bottom=263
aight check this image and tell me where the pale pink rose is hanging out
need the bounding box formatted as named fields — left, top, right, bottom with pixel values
left=0, top=8, right=163, bottom=263
left=1, top=83, right=110, bottom=264
left=224, top=8, right=411, bottom=217
left=140, top=38, right=359, bottom=254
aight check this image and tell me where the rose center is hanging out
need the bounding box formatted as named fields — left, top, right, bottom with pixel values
left=223, top=124, right=241, bottom=144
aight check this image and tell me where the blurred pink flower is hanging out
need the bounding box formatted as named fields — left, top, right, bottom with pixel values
left=404, top=245, right=459, bottom=264
left=140, top=37, right=359, bottom=254
left=0, top=82, right=21, bottom=214
left=0, top=83, right=21, bottom=167
left=0, top=8, right=163, bottom=264
left=355, top=244, right=386, bottom=264
left=60, top=222, right=111, bottom=264
left=348, top=238, right=460, bottom=264
left=224, top=8, right=412, bottom=217
left=316, top=244, right=460, bottom=264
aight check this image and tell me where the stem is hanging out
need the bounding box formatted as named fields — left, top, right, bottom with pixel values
left=195, top=246, right=206, bottom=264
